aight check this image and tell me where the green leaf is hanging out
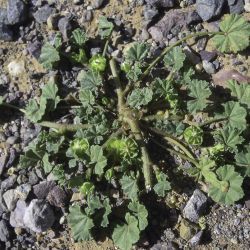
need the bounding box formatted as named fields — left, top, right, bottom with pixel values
left=187, top=80, right=211, bottom=113
left=19, top=148, right=43, bottom=168
left=235, top=146, right=250, bottom=177
left=227, top=80, right=250, bottom=108
left=25, top=98, right=47, bottom=123
left=68, top=205, right=94, bottom=241
left=41, top=81, right=60, bottom=111
left=77, top=70, right=102, bottom=93
left=112, top=213, right=140, bottom=250
left=98, top=16, right=114, bottom=38
left=125, top=43, right=149, bottom=62
left=87, top=195, right=103, bottom=214
left=215, top=127, right=244, bottom=151
left=79, top=89, right=95, bottom=107
left=217, top=101, right=247, bottom=130
left=101, top=198, right=112, bottom=227
left=208, top=165, right=244, bottom=205
left=90, top=145, right=107, bottom=176
left=126, top=62, right=142, bottom=82
left=164, top=46, right=186, bottom=71
left=128, top=201, right=148, bottom=231
left=52, top=165, right=65, bottom=185
left=199, top=158, right=219, bottom=186
left=127, top=87, right=153, bottom=109
left=153, top=172, right=171, bottom=197
left=212, top=14, right=250, bottom=53
left=69, top=49, right=88, bottom=65
left=120, top=175, right=138, bottom=200
left=39, top=43, right=60, bottom=70
left=42, top=154, right=53, bottom=174
left=71, top=28, right=88, bottom=46
left=45, top=132, right=64, bottom=153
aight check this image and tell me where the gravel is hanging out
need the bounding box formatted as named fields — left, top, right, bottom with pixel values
left=7, top=0, right=28, bottom=25
left=33, top=5, right=54, bottom=24
left=0, top=220, right=10, bottom=242
left=145, top=0, right=175, bottom=8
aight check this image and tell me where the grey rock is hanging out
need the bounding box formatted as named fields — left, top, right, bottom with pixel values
left=0, top=220, right=10, bottom=242
left=58, top=17, right=72, bottom=40
left=73, top=0, right=83, bottom=4
left=148, top=9, right=201, bottom=41
left=189, top=230, right=203, bottom=246
left=144, top=7, right=159, bottom=21
left=6, top=136, right=18, bottom=145
left=47, top=186, right=68, bottom=207
left=199, top=50, right=217, bottom=62
left=28, top=170, right=39, bottom=185
left=15, top=184, right=31, bottom=200
left=183, top=189, right=208, bottom=223
left=33, top=5, right=54, bottom=24
left=3, top=189, right=18, bottom=211
left=196, top=0, right=225, bottom=21
left=91, top=0, right=105, bottom=9
left=0, top=154, right=8, bottom=176
left=0, top=24, right=13, bottom=41
left=183, top=46, right=201, bottom=65
left=7, top=0, right=28, bottom=25
left=81, top=10, right=93, bottom=22
left=146, top=0, right=175, bottom=8
left=27, top=41, right=42, bottom=59
left=227, top=0, right=244, bottom=13
left=10, top=200, right=27, bottom=228
left=23, top=199, right=55, bottom=233
left=33, top=181, right=56, bottom=199
left=203, top=60, right=216, bottom=74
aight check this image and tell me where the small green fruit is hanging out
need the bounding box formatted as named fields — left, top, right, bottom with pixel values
left=184, top=126, right=203, bottom=146
left=70, top=138, right=89, bottom=158
left=89, top=54, right=107, bottom=72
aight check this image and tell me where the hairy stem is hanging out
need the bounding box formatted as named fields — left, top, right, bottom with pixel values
left=38, top=121, right=90, bottom=133
left=200, top=117, right=228, bottom=127
left=110, top=58, right=153, bottom=189
left=147, top=126, right=195, bottom=160
left=140, top=31, right=223, bottom=81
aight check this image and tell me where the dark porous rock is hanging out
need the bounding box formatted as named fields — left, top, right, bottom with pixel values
left=146, top=0, right=175, bottom=8
left=0, top=8, right=13, bottom=41
left=196, top=0, right=226, bottom=21
left=47, top=186, right=68, bottom=207
left=10, top=200, right=27, bottom=228
left=23, top=199, right=55, bottom=233
left=203, top=60, right=216, bottom=74
left=91, top=0, right=105, bottom=9
left=0, top=24, right=13, bottom=41
left=27, top=41, right=42, bottom=59
left=1, top=175, right=17, bottom=191
left=33, top=181, right=56, bottom=199
left=7, top=0, right=28, bottom=25
left=0, top=154, right=8, bottom=177
left=58, top=17, right=73, bottom=40
left=5, top=148, right=17, bottom=169
left=15, top=183, right=31, bottom=201
left=148, top=9, right=201, bottom=41
left=183, top=189, right=208, bottom=223
left=0, top=220, right=10, bottom=242
left=227, top=0, right=244, bottom=13
left=199, top=50, right=217, bottom=62
left=33, top=5, right=54, bottom=24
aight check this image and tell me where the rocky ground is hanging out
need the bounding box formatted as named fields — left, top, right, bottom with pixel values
left=0, top=0, right=250, bottom=249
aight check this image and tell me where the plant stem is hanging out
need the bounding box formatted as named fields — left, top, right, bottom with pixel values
left=152, top=138, right=199, bottom=166
left=140, top=31, right=223, bottom=81
left=1, top=102, right=25, bottom=113
left=146, top=126, right=195, bottom=160
left=38, top=121, right=90, bottom=132
left=102, top=28, right=114, bottom=57
left=110, top=58, right=153, bottom=189
left=199, top=117, right=227, bottom=127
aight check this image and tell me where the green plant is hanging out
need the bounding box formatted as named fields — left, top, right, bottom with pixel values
left=1, top=14, right=250, bottom=250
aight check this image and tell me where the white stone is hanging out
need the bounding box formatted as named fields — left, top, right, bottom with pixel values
left=7, top=60, right=25, bottom=77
